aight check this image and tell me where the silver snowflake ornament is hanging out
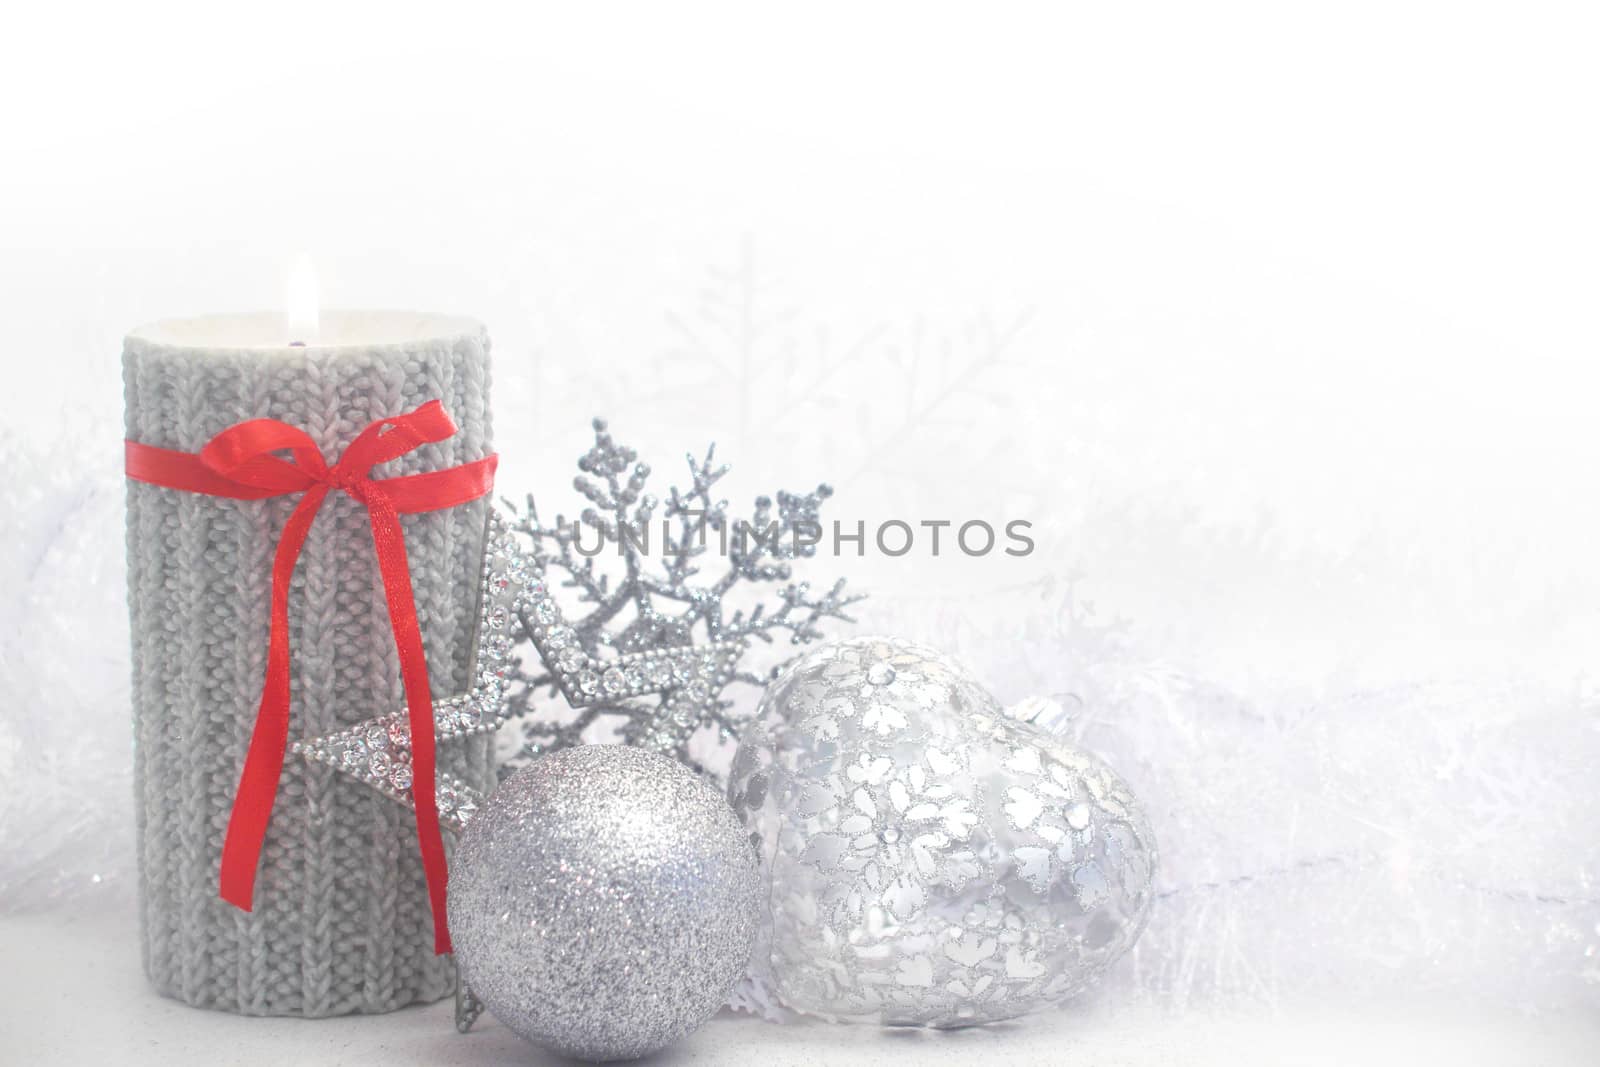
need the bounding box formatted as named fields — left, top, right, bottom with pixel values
left=501, top=417, right=863, bottom=781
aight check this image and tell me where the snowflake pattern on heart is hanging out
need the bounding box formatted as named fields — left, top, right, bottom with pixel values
left=729, top=636, right=1158, bottom=1027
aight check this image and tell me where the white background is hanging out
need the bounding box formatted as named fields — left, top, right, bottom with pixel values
left=4, top=1, right=1598, bottom=684
left=2, top=3, right=1597, bottom=1063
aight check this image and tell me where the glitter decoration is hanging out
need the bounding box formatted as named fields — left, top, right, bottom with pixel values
left=501, top=418, right=862, bottom=780
left=728, top=636, right=1158, bottom=1027
left=290, top=511, right=531, bottom=824
left=447, top=745, right=763, bottom=1061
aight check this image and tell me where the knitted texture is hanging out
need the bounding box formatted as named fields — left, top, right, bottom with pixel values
left=122, top=322, right=494, bottom=1017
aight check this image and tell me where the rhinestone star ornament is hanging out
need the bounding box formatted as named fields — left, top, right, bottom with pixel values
left=500, top=418, right=863, bottom=781
left=289, top=510, right=533, bottom=824
left=291, top=509, right=749, bottom=818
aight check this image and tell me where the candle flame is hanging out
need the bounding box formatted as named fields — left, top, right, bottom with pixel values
left=285, top=255, right=320, bottom=344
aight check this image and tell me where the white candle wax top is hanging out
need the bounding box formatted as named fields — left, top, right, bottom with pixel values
left=127, top=310, right=484, bottom=352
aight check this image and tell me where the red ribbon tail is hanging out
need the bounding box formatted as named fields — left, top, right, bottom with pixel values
left=365, top=489, right=453, bottom=954
left=218, top=703, right=286, bottom=910
left=218, top=486, right=329, bottom=910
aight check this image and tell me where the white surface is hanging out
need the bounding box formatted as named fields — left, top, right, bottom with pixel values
left=2, top=907, right=1596, bottom=1067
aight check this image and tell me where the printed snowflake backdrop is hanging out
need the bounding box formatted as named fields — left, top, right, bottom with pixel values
left=2, top=6, right=1599, bottom=1025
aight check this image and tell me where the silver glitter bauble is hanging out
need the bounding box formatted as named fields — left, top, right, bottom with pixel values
left=728, top=636, right=1157, bottom=1027
left=448, top=745, right=763, bottom=1061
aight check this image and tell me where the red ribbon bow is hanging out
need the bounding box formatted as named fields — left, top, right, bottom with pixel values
left=125, top=400, right=497, bottom=954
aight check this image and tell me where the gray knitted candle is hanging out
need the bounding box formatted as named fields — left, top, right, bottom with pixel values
left=123, top=311, right=495, bottom=1017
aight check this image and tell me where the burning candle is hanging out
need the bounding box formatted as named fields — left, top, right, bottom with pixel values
left=123, top=277, right=495, bottom=1017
